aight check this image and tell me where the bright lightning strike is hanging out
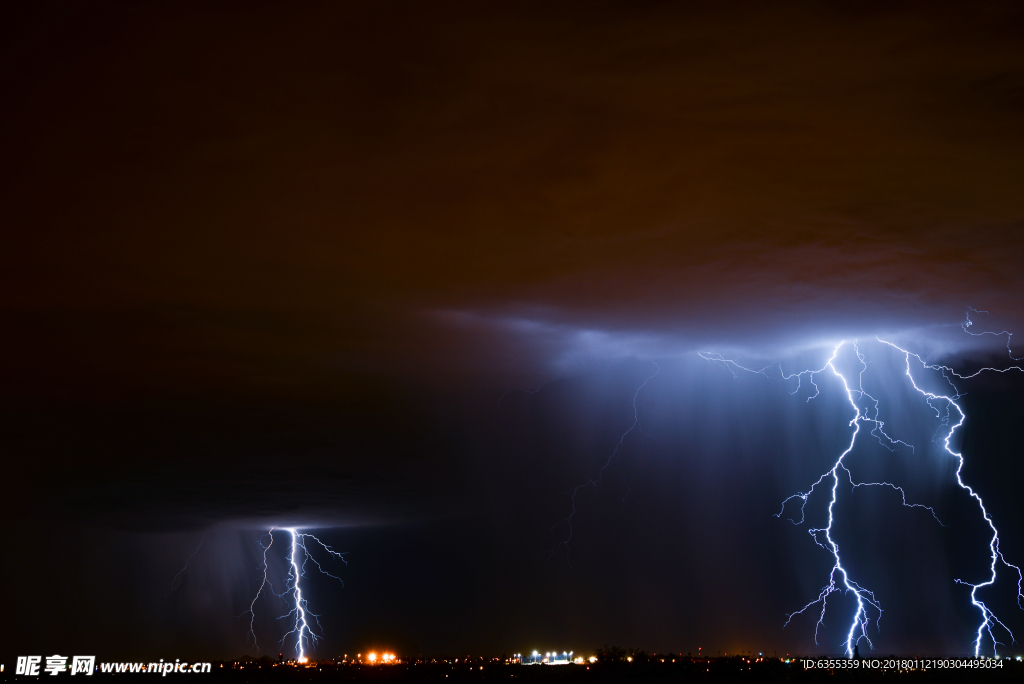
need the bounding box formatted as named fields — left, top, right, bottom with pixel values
left=876, top=336, right=1024, bottom=656
left=241, top=527, right=346, bottom=661
left=701, top=313, right=1023, bottom=657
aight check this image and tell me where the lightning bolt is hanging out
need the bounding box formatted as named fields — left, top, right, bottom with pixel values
left=964, top=307, right=1021, bottom=361
left=701, top=314, right=1023, bottom=657
left=550, top=362, right=660, bottom=563
left=241, top=527, right=346, bottom=661
left=875, top=336, right=1024, bottom=656
left=168, top=531, right=205, bottom=596
left=498, top=385, right=543, bottom=423
left=241, top=529, right=276, bottom=654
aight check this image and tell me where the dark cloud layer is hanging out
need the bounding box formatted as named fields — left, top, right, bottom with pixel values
left=4, top=1, right=1024, bottom=394
left=2, top=0, right=1024, bottom=661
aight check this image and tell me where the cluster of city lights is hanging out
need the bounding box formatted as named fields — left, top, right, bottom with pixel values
left=516, top=650, right=584, bottom=665
left=365, top=652, right=396, bottom=664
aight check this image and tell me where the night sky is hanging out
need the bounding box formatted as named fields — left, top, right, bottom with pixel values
left=3, top=1, right=1024, bottom=663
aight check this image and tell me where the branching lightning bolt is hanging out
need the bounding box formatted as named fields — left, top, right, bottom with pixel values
left=701, top=314, right=1023, bottom=657
left=241, top=527, right=346, bottom=661
left=964, top=307, right=1021, bottom=362
left=240, top=528, right=275, bottom=654
left=876, top=336, right=1024, bottom=656
left=168, top=531, right=205, bottom=596
left=550, top=362, right=660, bottom=563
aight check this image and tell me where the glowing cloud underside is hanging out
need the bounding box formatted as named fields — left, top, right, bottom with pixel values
left=701, top=311, right=1023, bottom=657
left=242, top=528, right=346, bottom=661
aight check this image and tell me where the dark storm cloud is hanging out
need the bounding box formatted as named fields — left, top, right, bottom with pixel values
left=4, top=391, right=469, bottom=532
left=4, top=1, right=1024, bottom=397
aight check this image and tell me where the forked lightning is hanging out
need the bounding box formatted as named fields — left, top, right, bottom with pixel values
left=701, top=312, right=1023, bottom=656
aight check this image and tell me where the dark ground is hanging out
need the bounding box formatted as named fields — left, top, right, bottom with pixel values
left=5, top=659, right=1021, bottom=684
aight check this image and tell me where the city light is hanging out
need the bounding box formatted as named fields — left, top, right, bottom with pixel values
left=522, top=649, right=579, bottom=665
left=364, top=652, right=396, bottom=664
